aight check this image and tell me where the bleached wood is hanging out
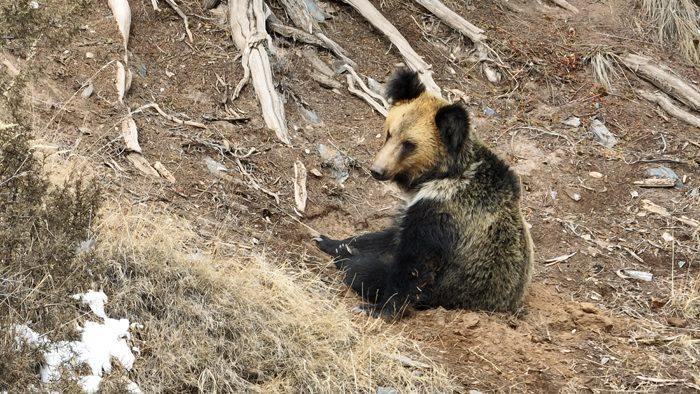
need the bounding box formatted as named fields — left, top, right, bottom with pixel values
left=267, top=11, right=357, bottom=68
left=622, top=54, right=700, bottom=111
left=637, top=89, right=700, bottom=128
left=344, top=0, right=440, bottom=96
left=414, top=0, right=486, bottom=43
left=230, top=0, right=290, bottom=144
left=551, top=0, right=579, bottom=13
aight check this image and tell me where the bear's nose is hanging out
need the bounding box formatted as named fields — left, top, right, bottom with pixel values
left=370, top=168, right=388, bottom=181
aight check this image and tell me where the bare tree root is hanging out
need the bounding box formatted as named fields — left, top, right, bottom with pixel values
left=412, top=0, right=502, bottom=84
left=414, top=0, right=486, bottom=43
left=621, top=53, right=700, bottom=111
left=230, top=0, right=290, bottom=144
left=266, top=10, right=357, bottom=67
left=277, top=0, right=324, bottom=33
left=344, top=0, right=441, bottom=95
left=637, top=89, right=700, bottom=128
left=335, top=64, right=388, bottom=116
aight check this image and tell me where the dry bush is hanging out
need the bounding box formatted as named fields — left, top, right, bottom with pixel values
left=0, top=122, right=101, bottom=391
left=94, top=205, right=454, bottom=392
left=637, top=0, right=700, bottom=64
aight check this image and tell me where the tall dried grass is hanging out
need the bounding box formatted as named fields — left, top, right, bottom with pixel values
left=94, top=205, right=454, bottom=392
left=638, top=0, right=700, bottom=64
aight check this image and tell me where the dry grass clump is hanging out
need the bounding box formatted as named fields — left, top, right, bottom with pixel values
left=586, top=48, right=623, bottom=93
left=637, top=0, right=700, bottom=64
left=95, top=205, right=454, bottom=392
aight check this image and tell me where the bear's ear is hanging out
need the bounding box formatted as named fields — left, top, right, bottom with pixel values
left=385, top=68, right=425, bottom=104
left=435, top=104, right=469, bottom=156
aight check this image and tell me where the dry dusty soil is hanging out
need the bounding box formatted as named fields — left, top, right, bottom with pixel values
left=1, top=0, right=698, bottom=392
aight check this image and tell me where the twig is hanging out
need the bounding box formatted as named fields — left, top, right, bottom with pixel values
left=163, top=0, right=193, bottom=42
left=131, top=103, right=207, bottom=128
left=235, top=158, right=281, bottom=204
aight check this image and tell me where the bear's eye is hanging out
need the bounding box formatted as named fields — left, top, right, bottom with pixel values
left=401, top=141, right=416, bottom=158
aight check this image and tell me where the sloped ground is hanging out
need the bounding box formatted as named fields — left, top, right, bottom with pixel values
left=1, top=0, right=698, bottom=392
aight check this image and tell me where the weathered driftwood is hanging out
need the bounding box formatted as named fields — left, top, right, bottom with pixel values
left=414, top=0, right=486, bottom=43
left=121, top=116, right=141, bottom=153
left=637, top=89, right=700, bottom=128
left=267, top=11, right=356, bottom=68
left=344, top=0, right=441, bottom=96
left=342, top=66, right=388, bottom=117
left=551, top=0, right=579, bottom=13
left=277, top=0, right=320, bottom=33
left=230, top=0, right=290, bottom=144
left=622, top=54, right=700, bottom=111
left=293, top=160, right=308, bottom=212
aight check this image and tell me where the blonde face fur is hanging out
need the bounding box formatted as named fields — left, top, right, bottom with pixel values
left=370, top=92, right=447, bottom=184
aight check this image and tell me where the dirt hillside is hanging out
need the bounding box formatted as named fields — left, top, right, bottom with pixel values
left=1, top=0, right=698, bottom=392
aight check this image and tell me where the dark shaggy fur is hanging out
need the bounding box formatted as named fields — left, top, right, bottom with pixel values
left=385, top=68, right=425, bottom=104
left=317, top=69, right=534, bottom=318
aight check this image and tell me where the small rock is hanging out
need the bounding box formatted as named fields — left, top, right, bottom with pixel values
left=590, top=119, right=617, bottom=148
left=588, top=171, right=603, bottom=179
left=483, top=107, right=497, bottom=117
left=29, top=0, right=39, bottom=9
left=165, top=70, right=175, bottom=78
left=366, top=77, right=384, bottom=96
left=562, top=116, right=581, bottom=127
left=85, top=52, right=95, bottom=59
left=137, top=64, right=147, bottom=77
left=376, top=387, right=399, bottom=394
left=565, top=189, right=581, bottom=201
left=666, top=317, right=688, bottom=328
left=468, top=390, right=484, bottom=394
left=298, top=106, right=322, bottom=125
left=78, top=126, right=92, bottom=135
left=310, top=168, right=323, bottom=177
left=318, top=144, right=350, bottom=183
left=580, top=302, right=598, bottom=314
left=647, top=166, right=682, bottom=188
left=81, top=83, right=94, bottom=98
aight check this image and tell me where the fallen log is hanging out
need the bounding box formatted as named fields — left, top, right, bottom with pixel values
left=230, top=0, right=290, bottom=144
left=344, top=0, right=441, bottom=96
left=622, top=53, right=700, bottom=111
left=637, top=89, right=700, bottom=128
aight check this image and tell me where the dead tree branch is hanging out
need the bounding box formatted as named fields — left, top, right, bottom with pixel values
left=230, top=0, right=290, bottom=144
left=344, top=0, right=441, bottom=95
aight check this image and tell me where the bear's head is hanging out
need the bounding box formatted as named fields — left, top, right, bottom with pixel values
left=370, top=69, right=471, bottom=190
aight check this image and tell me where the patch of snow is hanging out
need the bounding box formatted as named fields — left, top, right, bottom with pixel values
left=79, top=375, right=102, bottom=394
left=126, top=380, right=143, bottom=394
left=72, top=291, right=108, bottom=319
left=14, top=290, right=140, bottom=394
